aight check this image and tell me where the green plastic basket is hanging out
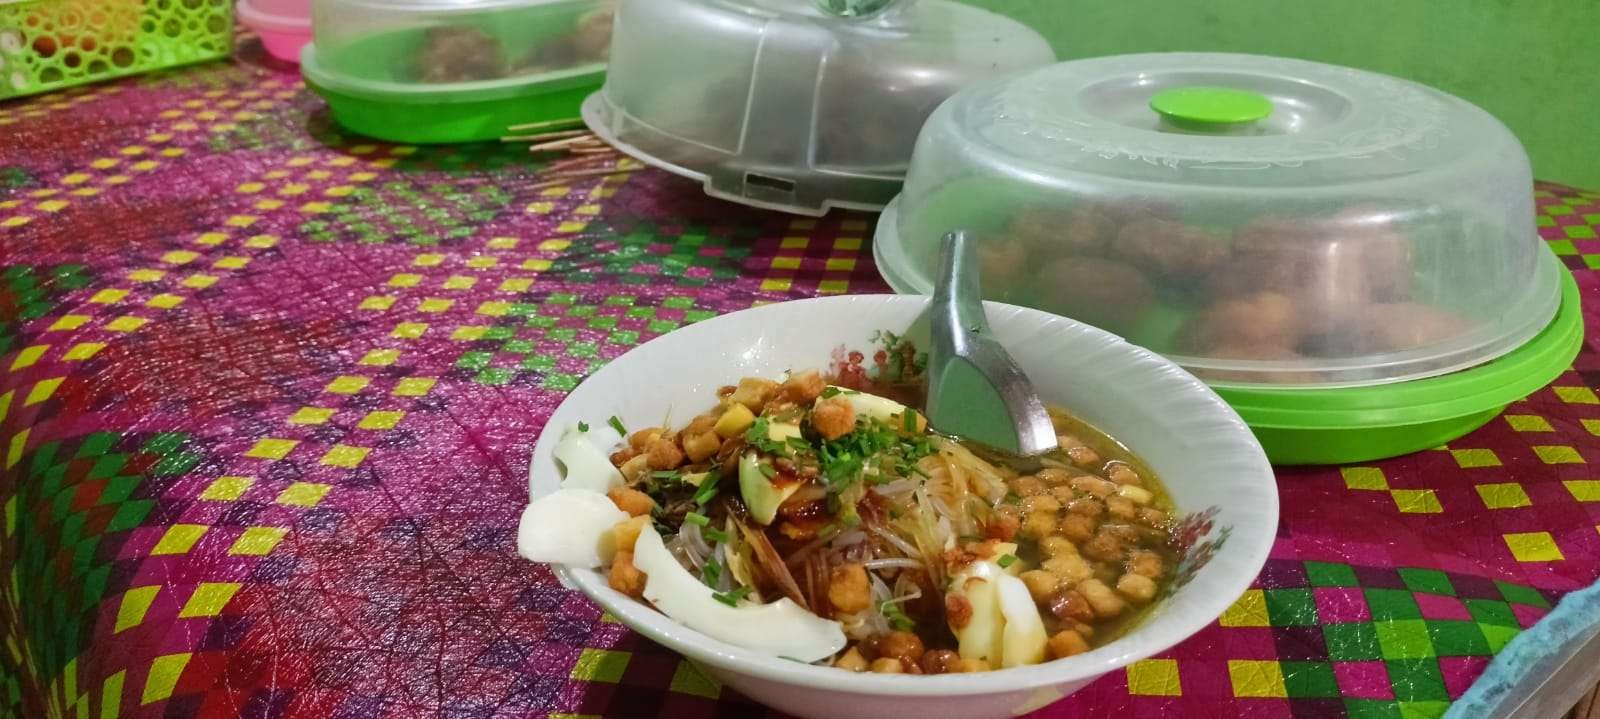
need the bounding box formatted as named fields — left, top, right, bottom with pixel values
left=0, top=0, right=233, bottom=100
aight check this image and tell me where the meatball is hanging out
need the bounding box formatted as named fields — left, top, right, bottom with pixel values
left=877, top=631, right=926, bottom=664
left=570, top=6, right=614, bottom=60
left=1220, top=210, right=1413, bottom=327
left=417, top=27, right=506, bottom=83
left=1176, top=291, right=1300, bottom=354
left=1035, top=257, right=1153, bottom=334
left=977, top=237, right=1032, bottom=292
left=1009, top=205, right=1116, bottom=255
left=920, top=649, right=961, bottom=675
left=1365, top=302, right=1472, bottom=351
left=1113, top=218, right=1229, bottom=277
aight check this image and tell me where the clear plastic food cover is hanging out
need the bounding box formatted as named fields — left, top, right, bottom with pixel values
left=875, top=53, right=1561, bottom=387
left=309, top=0, right=613, bottom=91
left=583, top=0, right=1055, bottom=215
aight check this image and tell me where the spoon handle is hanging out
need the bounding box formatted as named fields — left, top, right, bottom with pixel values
left=929, top=231, right=1059, bottom=457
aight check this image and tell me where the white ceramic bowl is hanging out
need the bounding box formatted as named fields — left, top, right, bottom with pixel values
left=527, top=295, right=1277, bottom=719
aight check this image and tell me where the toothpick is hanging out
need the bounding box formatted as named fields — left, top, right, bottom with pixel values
left=527, top=166, right=638, bottom=190
left=503, top=129, right=589, bottom=144
left=526, top=134, right=606, bottom=152
left=547, top=154, right=615, bottom=172
left=505, top=117, right=584, bottom=133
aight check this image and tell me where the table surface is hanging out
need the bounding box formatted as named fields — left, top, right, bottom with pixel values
left=2, top=39, right=1599, bottom=719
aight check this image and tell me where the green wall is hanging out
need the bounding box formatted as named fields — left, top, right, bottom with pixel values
left=972, top=0, right=1600, bottom=189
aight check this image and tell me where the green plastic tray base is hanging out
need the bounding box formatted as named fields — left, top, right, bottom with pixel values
left=299, top=12, right=604, bottom=144
left=1217, top=252, right=1583, bottom=465
left=1242, top=408, right=1503, bottom=466
left=308, top=77, right=598, bottom=145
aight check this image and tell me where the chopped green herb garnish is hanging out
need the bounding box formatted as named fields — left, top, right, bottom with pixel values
left=684, top=511, right=710, bottom=527
left=785, top=436, right=811, bottom=451
left=608, top=416, right=627, bottom=435
left=743, top=416, right=790, bottom=455
left=758, top=462, right=777, bottom=479
left=577, top=421, right=589, bottom=432
left=820, top=386, right=841, bottom=399
left=1003, top=492, right=1021, bottom=505
left=814, top=415, right=935, bottom=494
left=997, top=554, right=1018, bottom=569
left=692, top=473, right=721, bottom=506
left=713, top=586, right=753, bottom=607
left=880, top=600, right=915, bottom=632
left=701, top=558, right=721, bottom=588
left=902, top=408, right=918, bottom=433
left=704, top=527, right=729, bottom=543
left=651, top=470, right=682, bottom=482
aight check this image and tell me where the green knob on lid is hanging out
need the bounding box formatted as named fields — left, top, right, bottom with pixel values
left=1150, top=86, right=1274, bottom=127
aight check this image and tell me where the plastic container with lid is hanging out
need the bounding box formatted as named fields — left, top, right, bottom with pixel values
left=582, top=0, right=1054, bottom=216
left=872, top=53, right=1581, bottom=463
left=302, top=0, right=614, bottom=143
left=240, top=0, right=312, bottom=64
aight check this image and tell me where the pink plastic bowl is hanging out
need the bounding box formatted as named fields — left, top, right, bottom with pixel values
left=238, top=0, right=311, bottom=64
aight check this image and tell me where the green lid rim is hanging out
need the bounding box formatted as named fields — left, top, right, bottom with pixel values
left=1216, top=252, right=1583, bottom=430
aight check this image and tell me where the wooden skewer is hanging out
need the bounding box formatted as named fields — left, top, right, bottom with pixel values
left=503, top=129, right=589, bottom=144
left=526, top=135, right=607, bottom=152
left=546, top=154, right=616, bottom=172
left=526, top=166, right=639, bottom=190
left=505, top=117, right=584, bottom=133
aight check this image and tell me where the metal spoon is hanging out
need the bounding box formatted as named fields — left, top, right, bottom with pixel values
left=925, top=231, right=1060, bottom=457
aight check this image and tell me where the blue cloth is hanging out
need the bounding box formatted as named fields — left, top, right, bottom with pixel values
left=1447, top=580, right=1600, bottom=717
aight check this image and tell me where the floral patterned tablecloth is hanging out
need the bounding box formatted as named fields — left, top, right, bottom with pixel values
left=2, top=39, right=1599, bottom=719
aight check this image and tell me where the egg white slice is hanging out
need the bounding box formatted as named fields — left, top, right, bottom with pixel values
left=995, top=573, right=1048, bottom=667
left=517, top=488, right=628, bottom=568
left=820, top=386, right=910, bottom=425
left=554, top=429, right=624, bottom=493
left=632, top=524, right=846, bottom=662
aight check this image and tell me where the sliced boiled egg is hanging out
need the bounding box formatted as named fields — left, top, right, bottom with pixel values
left=995, top=573, right=1048, bottom=667
left=949, top=561, right=1005, bottom=664
left=517, top=488, right=628, bottom=568
left=766, top=421, right=803, bottom=443
left=631, top=524, right=846, bottom=662
left=947, top=546, right=1047, bottom=668
left=821, top=386, right=909, bottom=425
left=553, top=429, right=624, bottom=493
